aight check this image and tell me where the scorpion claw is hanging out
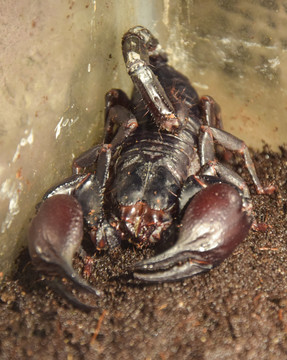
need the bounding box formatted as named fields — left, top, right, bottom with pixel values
left=28, top=194, right=101, bottom=303
left=133, top=183, right=253, bottom=282
left=51, top=261, right=101, bottom=297
left=48, top=279, right=97, bottom=312
left=133, top=250, right=213, bottom=282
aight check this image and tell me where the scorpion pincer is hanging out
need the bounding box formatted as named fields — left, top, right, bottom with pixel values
left=28, top=26, right=275, bottom=308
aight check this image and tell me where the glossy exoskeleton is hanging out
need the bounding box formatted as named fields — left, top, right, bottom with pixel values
left=28, top=26, right=275, bottom=308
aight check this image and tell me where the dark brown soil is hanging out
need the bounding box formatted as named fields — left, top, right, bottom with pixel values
left=1, top=146, right=287, bottom=360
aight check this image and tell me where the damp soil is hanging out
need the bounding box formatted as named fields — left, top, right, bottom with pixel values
left=0, top=146, right=287, bottom=360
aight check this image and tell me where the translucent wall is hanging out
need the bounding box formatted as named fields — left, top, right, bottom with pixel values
left=1, top=0, right=286, bottom=277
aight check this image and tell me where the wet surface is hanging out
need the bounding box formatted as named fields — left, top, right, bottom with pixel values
left=0, top=147, right=286, bottom=360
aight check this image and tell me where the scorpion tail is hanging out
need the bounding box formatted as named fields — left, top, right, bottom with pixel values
left=28, top=194, right=101, bottom=308
left=133, top=183, right=253, bottom=282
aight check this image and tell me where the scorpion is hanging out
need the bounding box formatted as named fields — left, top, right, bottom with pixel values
left=28, top=26, right=275, bottom=309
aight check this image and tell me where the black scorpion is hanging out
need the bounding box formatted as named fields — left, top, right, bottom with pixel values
left=28, top=26, right=275, bottom=308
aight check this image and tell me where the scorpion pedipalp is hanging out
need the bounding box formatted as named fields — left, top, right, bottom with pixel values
left=28, top=194, right=101, bottom=308
left=133, top=183, right=253, bottom=281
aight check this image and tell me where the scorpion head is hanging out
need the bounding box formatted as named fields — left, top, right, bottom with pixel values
left=120, top=201, right=173, bottom=245
left=113, top=163, right=180, bottom=245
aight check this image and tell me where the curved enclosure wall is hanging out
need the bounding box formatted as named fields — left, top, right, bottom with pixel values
left=0, top=0, right=286, bottom=277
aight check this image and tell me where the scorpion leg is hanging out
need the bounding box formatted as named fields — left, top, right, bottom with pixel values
left=198, top=95, right=275, bottom=195
left=104, top=88, right=131, bottom=143
left=200, top=125, right=275, bottom=195
left=200, top=95, right=223, bottom=129
left=133, top=182, right=252, bottom=281
left=72, top=145, right=103, bottom=175
left=104, top=88, right=139, bottom=148
left=72, top=88, right=132, bottom=174
left=74, top=88, right=136, bottom=175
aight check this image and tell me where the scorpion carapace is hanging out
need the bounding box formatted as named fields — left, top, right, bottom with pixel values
left=28, top=26, right=275, bottom=309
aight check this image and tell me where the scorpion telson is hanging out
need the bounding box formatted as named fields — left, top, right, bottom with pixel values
left=28, top=26, right=275, bottom=309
